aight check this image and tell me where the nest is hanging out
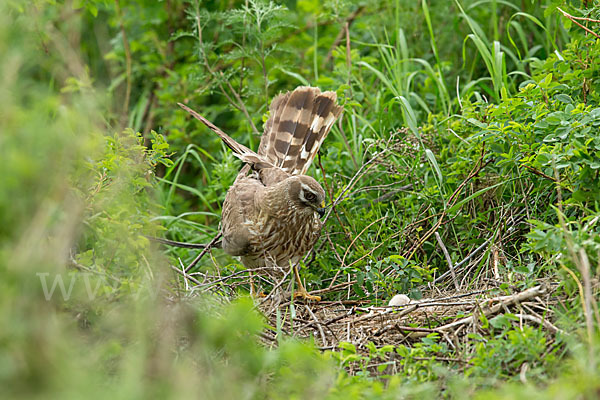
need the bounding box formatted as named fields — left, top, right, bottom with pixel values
left=166, top=225, right=569, bottom=377
left=256, top=283, right=563, bottom=354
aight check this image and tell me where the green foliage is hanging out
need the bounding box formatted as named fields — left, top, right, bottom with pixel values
left=74, top=130, right=170, bottom=284
left=467, top=322, right=559, bottom=381
left=434, top=30, right=600, bottom=274
left=4, top=0, right=600, bottom=399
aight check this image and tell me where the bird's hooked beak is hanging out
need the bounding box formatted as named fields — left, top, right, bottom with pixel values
left=317, top=201, right=326, bottom=217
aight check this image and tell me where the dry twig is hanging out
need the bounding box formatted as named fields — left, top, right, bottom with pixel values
left=435, top=232, right=459, bottom=291
left=557, top=7, right=600, bottom=39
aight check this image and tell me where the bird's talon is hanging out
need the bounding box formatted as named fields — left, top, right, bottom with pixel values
left=249, top=289, right=267, bottom=298
left=294, top=290, right=321, bottom=302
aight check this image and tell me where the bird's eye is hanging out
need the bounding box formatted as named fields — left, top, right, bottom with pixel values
left=304, top=191, right=317, bottom=202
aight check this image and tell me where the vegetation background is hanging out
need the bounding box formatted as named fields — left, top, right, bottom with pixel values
left=2, top=0, right=600, bottom=398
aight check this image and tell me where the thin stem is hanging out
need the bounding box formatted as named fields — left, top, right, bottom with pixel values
left=557, top=7, right=600, bottom=39
left=195, top=10, right=260, bottom=135
left=114, top=0, right=132, bottom=121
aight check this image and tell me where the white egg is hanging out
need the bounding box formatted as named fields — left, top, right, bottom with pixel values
left=388, top=294, right=410, bottom=306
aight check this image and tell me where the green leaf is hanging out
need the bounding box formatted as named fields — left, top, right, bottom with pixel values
left=467, top=118, right=488, bottom=129
left=425, top=149, right=443, bottom=186
left=448, top=179, right=516, bottom=214
left=555, top=94, right=572, bottom=104
left=397, top=95, right=421, bottom=140
left=338, top=342, right=356, bottom=354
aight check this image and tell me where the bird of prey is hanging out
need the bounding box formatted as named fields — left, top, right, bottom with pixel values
left=179, top=86, right=343, bottom=301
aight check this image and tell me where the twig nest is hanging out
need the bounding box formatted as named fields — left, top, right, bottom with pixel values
left=388, top=294, right=410, bottom=306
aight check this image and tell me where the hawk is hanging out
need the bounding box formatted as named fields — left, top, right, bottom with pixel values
left=180, top=86, right=343, bottom=301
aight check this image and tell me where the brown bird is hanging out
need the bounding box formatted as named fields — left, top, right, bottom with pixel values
left=179, top=86, right=343, bottom=301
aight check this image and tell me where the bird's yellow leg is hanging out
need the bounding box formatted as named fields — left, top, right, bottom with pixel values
left=249, top=271, right=256, bottom=297
left=248, top=271, right=266, bottom=298
left=293, top=265, right=321, bottom=302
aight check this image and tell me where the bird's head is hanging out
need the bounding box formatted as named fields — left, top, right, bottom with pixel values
left=288, top=175, right=326, bottom=217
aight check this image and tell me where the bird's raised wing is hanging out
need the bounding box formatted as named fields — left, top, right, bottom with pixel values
left=178, top=102, right=276, bottom=170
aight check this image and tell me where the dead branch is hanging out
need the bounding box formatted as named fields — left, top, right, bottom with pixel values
left=426, top=285, right=548, bottom=335
left=557, top=7, right=600, bottom=39
left=185, top=233, right=223, bottom=273
left=435, top=232, right=459, bottom=291
left=324, top=7, right=365, bottom=64
left=147, top=235, right=217, bottom=249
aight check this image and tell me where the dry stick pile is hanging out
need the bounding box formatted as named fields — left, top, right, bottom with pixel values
left=257, top=283, right=563, bottom=352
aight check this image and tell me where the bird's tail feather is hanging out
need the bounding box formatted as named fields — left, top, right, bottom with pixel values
left=259, top=86, right=343, bottom=175
left=179, top=86, right=342, bottom=176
